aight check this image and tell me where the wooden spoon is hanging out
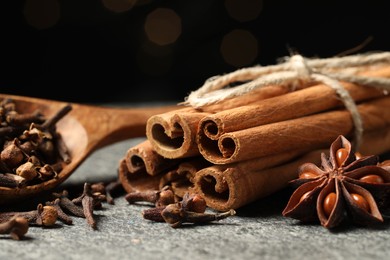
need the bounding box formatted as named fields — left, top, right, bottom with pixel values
left=0, top=93, right=179, bottom=204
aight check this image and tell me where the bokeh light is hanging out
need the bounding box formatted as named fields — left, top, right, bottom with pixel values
left=225, top=0, right=263, bottom=22
left=23, top=0, right=61, bottom=30
left=101, top=0, right=137, bottom=13
left=144, top=8, right=182, bottom=46
left=220, top=29, right=258, bottom=67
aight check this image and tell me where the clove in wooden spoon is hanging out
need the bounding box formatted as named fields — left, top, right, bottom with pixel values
left=0, top=93, right=180, bottom=204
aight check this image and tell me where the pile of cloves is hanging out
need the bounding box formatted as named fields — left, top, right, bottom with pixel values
left=0, top=98, right=72, bottom=188
left=0, top=181, right=113, bottom=240
left=0, top=179, right=235, bottom=240
left=125, top=187, right=235, bottom=228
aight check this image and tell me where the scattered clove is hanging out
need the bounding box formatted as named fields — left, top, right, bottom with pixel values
left=181, top=192, right=207, bottom=213
left=72, top=183, right=99, bottom=229
left=161, top=204, right=236, bottom=228
left=90, top=180, right=124, bottom=205
left=52, top=190, right=85, bottom=218
left=0, top=215, right=29, bottom=240
left=141, top=191, right=235, bottom=228
left=0, top=204, right=58, bottom=227
left=45, top=198, right=73, bottom=225
left=90, top=182, right=106, bottom=194
left=125, top=186, right=175, bottom=207
left=142, top=207, right=166, bottom=222
left=105, top=180, right=125, bottom=205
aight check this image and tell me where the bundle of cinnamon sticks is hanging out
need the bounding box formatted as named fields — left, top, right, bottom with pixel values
left=118, top=63, right=390, bottom=212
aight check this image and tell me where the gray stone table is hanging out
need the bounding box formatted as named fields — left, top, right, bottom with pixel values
left=1, top=127, right=390, bottom=260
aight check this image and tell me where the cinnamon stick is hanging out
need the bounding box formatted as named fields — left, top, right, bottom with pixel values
left=358, top=126, right=390, bottom=156
left=198, top=66, right=390, bottom=141
left=198, top=96, right=390, bottom=164
left=118, top=158, right=165, bottom=193
left=193, top=149, right=320, bottom=211
left=194, top=128, right=390, bottom=211
left=146, top=111, right=209, bottom=158
left=125, top=139, right=180, bottom=176
left=146, top=85, right=295, bottom=159
left=119, top=139, right=185, bottom=193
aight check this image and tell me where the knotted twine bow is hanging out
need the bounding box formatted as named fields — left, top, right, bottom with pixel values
left=182, top=52, right=390, bottom=151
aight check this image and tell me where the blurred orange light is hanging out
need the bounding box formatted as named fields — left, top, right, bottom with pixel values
left=23, top=0, right=61, bottom=30
left=225, top=0, right=263, bottom=22
left=220, top=29, right=258, bottom=67
left=144, top=8, right=182, bottom=46
left=102, top=0, right=137, bottom=13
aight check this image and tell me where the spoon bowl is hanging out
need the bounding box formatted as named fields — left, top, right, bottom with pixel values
left=0, top=93, right=178, bottom=204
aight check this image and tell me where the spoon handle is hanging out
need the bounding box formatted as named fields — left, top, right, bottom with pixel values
left=70, top=103, right=179, bottom=151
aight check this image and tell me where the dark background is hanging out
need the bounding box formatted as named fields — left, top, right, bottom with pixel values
left=1, top=0, right=389, bottom=104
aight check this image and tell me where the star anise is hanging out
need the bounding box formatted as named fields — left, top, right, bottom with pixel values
left=282, top=135, right=390, bottom=229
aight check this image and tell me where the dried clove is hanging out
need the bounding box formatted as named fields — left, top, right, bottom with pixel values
left=142, top=192, right=234, bottom=227
left=38, top=104, right=72, bottom=130
left=6, top=110, right=44, bottom=126
left=142, top=207, right=166, bottom=222
left=15, top=160, right=38, bottom=181
left=0, top=215, right=29, bottom=240
left=91, top=181, right=123, bottom=205
left=125, top=186, right=175, bottom=207
left=90, top=182, right=106, bottom=194
left=1, top=139, right=25, bottom=168
left=161, top=204, right=236, bottom=228
left=0, top=204, right=58, bottom=227
left=45, top=198, right=73, bottom=225
left=72, top=183, right=98, bottom=229
left=142, top=192, right=206, bottom=223
left=105, top=180, right=125, bottom=205
left=0, top=173, right=26, bottom=188
left=51, top=190, right=85, bottom=218
left=181, top=192, right=207, bottom=213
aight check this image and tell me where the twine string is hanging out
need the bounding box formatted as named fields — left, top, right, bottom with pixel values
left=182, top=52, right=390, bottom=151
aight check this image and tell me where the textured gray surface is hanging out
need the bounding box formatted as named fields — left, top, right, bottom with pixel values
left=1, top=137, right=390, bottom=260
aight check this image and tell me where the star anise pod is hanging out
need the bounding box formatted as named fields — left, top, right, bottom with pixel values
left=282, top=135, right=390, bottom=229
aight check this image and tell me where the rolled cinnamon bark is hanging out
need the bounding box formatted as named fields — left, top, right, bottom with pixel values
left=358, top=126, right=390, bottom=156
left=198, top=96, right=390, bottom=164
left=193, top=149, right=321, bottom=211
left=118, top=158, right=164, bottom=193
left=146, top=111, right=208, bottom=159
left=146, top=85, right=293, bottom=159
left=199, top=66, right=390, bottom=141
left=194, top=127, right=390, bottom=211
left=125, top=139, right=180, bottom=176
left=119, top=139, right=184, bottom=193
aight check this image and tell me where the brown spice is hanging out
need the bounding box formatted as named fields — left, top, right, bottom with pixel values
left=161, top=204, right=235, bottom=228
left=282, top=135, right=390, bottom=229
left=45, top=198, right=73, bottom=225
left=52, top=190, right=85, bottom=218
left=141, top=191, right=234, bottom=228
left=72, top=183, right=101, bottom=229
left=0, top=204, right=58, bottom=227
left=0, top=215, right=29, bottom=240
left=0, top=98, right=72, bottom=188
left=125, top=186, right=175, bottom=207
